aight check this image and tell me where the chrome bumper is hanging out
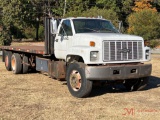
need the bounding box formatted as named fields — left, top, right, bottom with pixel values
left=85, top=64, right=152, bottom=80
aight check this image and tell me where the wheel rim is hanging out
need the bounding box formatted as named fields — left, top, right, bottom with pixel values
left=11, top=57, right=16, bottom=71
left=5, top=56, right=9, bottom=67
left=69, top=70, right=82, bottom=91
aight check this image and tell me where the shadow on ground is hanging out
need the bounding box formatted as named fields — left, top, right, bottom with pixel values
left=146, top=76, right=160, bottom=89
left=89, top=83, right=126, bottom=97
left=89, top=76, right=160, bottom=98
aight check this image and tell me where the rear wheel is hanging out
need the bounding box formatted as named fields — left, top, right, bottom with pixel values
left=2, top=50, right=6, bottom=62
left=124, top=77, right=149, bottom=91
left=11, top=53, right=22, bottom=74
left=66, top=62, right=92, bottom=98
left=22, top=55, right=29, bottom=74
left=5, top=51, right=12, bottom=71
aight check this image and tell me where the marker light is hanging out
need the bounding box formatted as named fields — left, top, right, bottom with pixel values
left=90, top=41, right=95, bottom=47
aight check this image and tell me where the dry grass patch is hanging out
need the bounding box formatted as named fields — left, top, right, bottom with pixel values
left=0, top=54, right=160, bottom=120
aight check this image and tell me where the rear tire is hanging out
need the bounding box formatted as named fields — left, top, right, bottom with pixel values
left=124, top=77, right=149, bottom=91
left=11, top=53, right=22, bottom=74
left=2, top=50, right=6, bottom=62
left=22, top=55, right=29, bottom=74
left=66, top=62, right=92, bottom=98
left=5, top=51, right=12, bottom=71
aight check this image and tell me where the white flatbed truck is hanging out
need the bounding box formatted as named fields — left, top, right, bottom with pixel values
left=0, top=17, right=152, bottom=98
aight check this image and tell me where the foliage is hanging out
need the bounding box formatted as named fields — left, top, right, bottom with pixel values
left=65, top=0, right=89, bottom=17
left=0, top=0, right=48, bottom=42
left=149, top=40, right=160, bottom=48
left=0, top=0, right=160, bottom=44
left=20, top=25, right=44, bottom=40
left=117, top=0, right=135, bottom=30
left=128, top=9, right=160, bottom=40
left=132, top=0, right=157, bottom=12
left=121, top=0, right=135, bottom=15
left=81, top=7, right=119, bottom=27
left=51, top=0, right=64, bottom=16
left=38, top=25, right=44, bottom=40
left=24, top=27, right=36, bottom=39
left=96, top=0, right=119, bottom=12
left=0, top=26, right=12, bottom=45
left=10, top=25, right=25, bottom=40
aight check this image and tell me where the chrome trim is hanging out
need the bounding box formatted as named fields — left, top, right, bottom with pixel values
left=103, top=40, right=143, bottom=62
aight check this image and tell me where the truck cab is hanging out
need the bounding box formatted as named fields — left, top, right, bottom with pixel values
left=53, top=17, right=150, bottom=64
left=50, top=17, right=151, bottom=97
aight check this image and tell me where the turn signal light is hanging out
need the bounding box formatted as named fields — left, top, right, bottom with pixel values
left=90, top=41, right=95, bottom=47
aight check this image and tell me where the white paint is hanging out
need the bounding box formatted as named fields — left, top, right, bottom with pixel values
left=53, top=18, right=150, bottom=64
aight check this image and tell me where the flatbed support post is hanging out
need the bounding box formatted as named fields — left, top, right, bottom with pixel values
left=44, top=17, right=51, bottom=55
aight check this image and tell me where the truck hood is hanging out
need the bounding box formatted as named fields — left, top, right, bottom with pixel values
left=74, top=33, right=143, bottom=41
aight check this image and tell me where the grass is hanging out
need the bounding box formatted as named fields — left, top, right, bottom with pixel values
left=0, top=55, right=160, bottom=120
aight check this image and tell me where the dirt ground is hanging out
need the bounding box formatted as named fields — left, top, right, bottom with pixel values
left=0, top=54, right=160, bottom=120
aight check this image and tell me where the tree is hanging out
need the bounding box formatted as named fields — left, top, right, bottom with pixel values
left=0, top=26, right=12, bottom=45
left=0, top=0, right=49, bottom=42
left=0, top=0, right=159, bottom=45
left=0, top=0, right=32, bottom=42
left=65, top=0, right=89, bottom=17
left=132, top=0, right=157, bottom=12
left=117, top=0, right=135, bottom=31
left=152, top=0, right=160, bottom=12
left=96, top=0, right=119, bottom=12
left=51, top=0, right=64, bottom=16
left=81, top=7, right=119, bottom=27
left=128, top=9, right=160, bottom=40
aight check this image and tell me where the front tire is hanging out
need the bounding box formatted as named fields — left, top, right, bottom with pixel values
left=66, top=62, right=92, bottom=98
left=124, top=77, right=149, bottom=91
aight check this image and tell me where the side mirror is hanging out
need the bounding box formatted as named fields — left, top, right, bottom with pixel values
left=51, top=19, right=58, bottom=34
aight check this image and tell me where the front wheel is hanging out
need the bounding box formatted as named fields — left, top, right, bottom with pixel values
left=66, top=62, right=92, bottom=98
left=124, top=77, right=149, bottom=91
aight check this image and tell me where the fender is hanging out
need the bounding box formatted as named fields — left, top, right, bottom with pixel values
left=66, top=46, right=99, bottom=63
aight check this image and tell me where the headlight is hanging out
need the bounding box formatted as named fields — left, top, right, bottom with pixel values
left=145, top=47, right=151, bottom=60
left=90, top=51, right=98, bottom=61
left=145, top=50, right=150, bottom=60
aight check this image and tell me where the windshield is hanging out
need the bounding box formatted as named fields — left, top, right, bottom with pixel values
left=73, top=19, right=119, bottom=33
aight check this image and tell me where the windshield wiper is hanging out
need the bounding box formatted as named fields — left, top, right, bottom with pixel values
left=78, top=27, right=117, bottom=33
left=100, top=28, right=117, bottom=33
left=79, top=27, right=99, bottom=32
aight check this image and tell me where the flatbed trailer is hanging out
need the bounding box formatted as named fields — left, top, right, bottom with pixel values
left=0, top=44, right=65, bottom=80
left=0, top=46, right=45, bottom=55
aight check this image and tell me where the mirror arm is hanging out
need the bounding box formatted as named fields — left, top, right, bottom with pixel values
left=118, top=21, right=122, bottom=33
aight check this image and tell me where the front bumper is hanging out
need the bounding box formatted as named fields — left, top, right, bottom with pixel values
left=85, top=64, right=152, bottom=80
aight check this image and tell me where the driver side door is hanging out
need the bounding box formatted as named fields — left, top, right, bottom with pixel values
left=54, top=20, right=73, bottom=59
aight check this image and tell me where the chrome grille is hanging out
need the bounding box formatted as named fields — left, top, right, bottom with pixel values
left=103, top=41, right=143, bottom=61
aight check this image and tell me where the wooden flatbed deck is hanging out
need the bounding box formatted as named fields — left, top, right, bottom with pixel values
left=0, top=46, right=45, bottom=55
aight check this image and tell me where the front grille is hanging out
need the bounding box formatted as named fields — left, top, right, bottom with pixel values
left=103, top=40, right=143, bottom=61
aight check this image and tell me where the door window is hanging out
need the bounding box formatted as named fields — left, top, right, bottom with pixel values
left=59, top=20, right=73, bottom=36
